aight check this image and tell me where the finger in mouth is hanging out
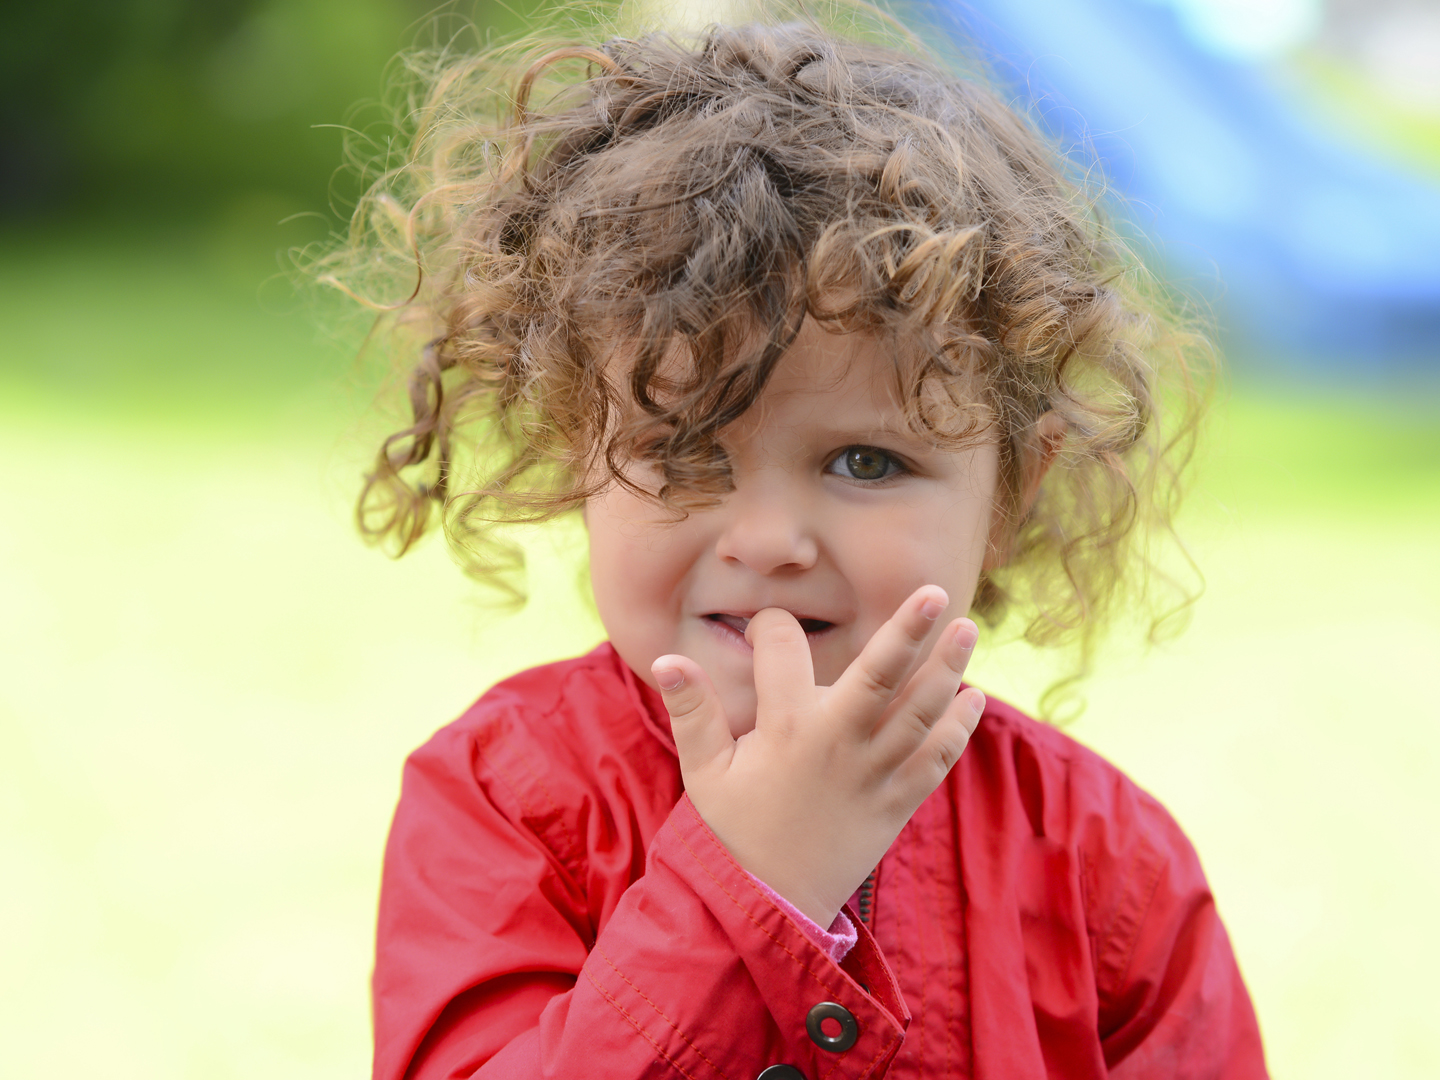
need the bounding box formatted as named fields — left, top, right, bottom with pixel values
left=705, top=613, right=834, bottom=635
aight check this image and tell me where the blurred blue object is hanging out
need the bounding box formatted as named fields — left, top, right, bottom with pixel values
left=937, top=0, right=1440, bottom=364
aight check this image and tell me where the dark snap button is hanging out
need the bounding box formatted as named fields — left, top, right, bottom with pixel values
left=805, top=1001, right=859, bottom=1052
left=756, top=1066, right=807, bottom=1080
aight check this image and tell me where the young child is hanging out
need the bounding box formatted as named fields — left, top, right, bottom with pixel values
left=329, top=11, right=1266, bottom=1079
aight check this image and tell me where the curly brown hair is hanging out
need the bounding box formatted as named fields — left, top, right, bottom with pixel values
left=317, top=5, right=1210, bottom=711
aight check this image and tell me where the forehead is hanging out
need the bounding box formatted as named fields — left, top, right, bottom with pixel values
left=756, top=320, right=904, bottom=418
left=603, top=312, right=993, bottom=461
left=613, top=313, right=905, bottom=403
left=732, top=318, right=988, bottom=444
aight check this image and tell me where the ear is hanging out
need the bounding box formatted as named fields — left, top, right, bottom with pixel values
left=1017, top=410, right=1067, bottom=517
left=984, top=411, right=1067, bottom=570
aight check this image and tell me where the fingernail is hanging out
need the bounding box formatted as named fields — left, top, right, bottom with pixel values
left=655, top=666, right=684, bottom=691
left=920, top=597, right=945, bottom=620
left=953, top=620, right=978, bottom=649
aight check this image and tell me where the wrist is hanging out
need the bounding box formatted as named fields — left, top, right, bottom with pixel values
left=725, top=847, right=851, bottom=927
left=746, top=870, right=859, bottom=963
left=687, top=796, right=865, bottom=925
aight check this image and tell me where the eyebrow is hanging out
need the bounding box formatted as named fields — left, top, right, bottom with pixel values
left=799, top=413, right=996, bottom=453
left=806, top=420, right=927, bottom=444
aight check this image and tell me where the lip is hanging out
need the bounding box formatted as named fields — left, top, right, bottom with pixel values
left=700, top=609, right=838, bottom=649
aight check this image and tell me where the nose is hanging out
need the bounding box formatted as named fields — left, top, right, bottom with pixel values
left=712, top=475, right=819, bottom=575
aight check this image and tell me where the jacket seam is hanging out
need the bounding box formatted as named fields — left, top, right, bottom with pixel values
left=591, top=941, right=736, bottom=1080
left=668, top=812, right=845, bottom=998
left=941, top=844, right=957, bottom=1078
left=1079, top=846, right=1103, bottom=985
left=1106, top=848, right=1167, bottom=999
left=819, top=1028, right=897, bottom=1080
left=469, top=736, right=539, bottom=829
left=581, top=965, right=703, bottom=1080
left=668, top=813, right=906, bottom=1078
left=467, top=737, right=597, bottom=934
left=472, top=716, right=589, bottom=891
left=505, top=679, right=596, bottom=873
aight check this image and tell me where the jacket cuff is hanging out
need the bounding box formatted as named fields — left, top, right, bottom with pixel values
left=582, top=794, right=909, bottom=1080
left=745, top=870, right=859, bottom=965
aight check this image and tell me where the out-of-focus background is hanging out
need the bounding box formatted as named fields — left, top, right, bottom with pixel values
left=1, top=0, right=1437, bottom=1077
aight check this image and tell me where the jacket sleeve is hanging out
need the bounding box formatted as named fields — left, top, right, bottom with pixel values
left=1092, top=787, right=1268, bottom=1080
left=372, top=721, right=910, bottom=1080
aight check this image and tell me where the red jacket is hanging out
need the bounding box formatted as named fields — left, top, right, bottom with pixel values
left=374, top=644, right=1266, bottom=1080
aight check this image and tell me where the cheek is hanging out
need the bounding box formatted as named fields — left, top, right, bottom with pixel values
left=588, top=498, right=665, bottom=617
left=585, top=490, right=704, bottom=666
left=842, top=491, right=994, bottom=617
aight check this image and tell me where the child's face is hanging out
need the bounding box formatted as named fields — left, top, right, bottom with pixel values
left=586, top=318, right=1000, bottom=737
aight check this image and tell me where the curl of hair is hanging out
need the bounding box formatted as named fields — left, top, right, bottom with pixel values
left=314, top=5, right=1212, bottom=716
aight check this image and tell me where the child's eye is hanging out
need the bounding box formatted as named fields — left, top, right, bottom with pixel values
left=826, top=446, right=906, bottom=482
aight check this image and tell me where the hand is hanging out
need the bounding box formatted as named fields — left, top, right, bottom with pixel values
left=651, top=586, right=985, bottom=927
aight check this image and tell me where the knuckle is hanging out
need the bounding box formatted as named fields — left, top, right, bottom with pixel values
left=753, top=614, right=803, bottom=647
left=856, top=663, right=902, bottom=698
left=914, top=715, right=971, bottom=774
left=665, top=691, right=706, bottom=721
left=942, top=648, right=970, bottom=676
left=900, top=611, right=932, bottom=644
left=946, top=726, right=972, bottom=761
left=931, top=735, right=964, bottom=774
left=944, top=737, right=967, bottom=771
left=911, top=704, right=942, bottom=737
left=961, top=692, right=986, bottom=732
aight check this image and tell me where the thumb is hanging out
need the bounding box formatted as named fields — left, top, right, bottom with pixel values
left=651, top=654, right=734, bottom=778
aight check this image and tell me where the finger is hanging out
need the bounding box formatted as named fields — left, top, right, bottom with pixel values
left=746, top=607, right=817, bottom=722
left=893, top=687, right=986, bottom=794
left=832, top=585, right=948, bottom=720
left=880, top=618, right=979, bottom=741
left=652, top=655, right=735, bottom=778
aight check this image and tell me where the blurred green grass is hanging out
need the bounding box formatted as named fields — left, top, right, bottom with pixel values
left=2, top=223, right=1438, bottom=1080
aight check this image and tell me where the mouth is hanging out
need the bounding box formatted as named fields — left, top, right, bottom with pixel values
left=704, top=612, right=836, bottom=637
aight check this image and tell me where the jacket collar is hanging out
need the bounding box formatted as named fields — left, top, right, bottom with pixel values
left=610, top=643, right=678, bottom=759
